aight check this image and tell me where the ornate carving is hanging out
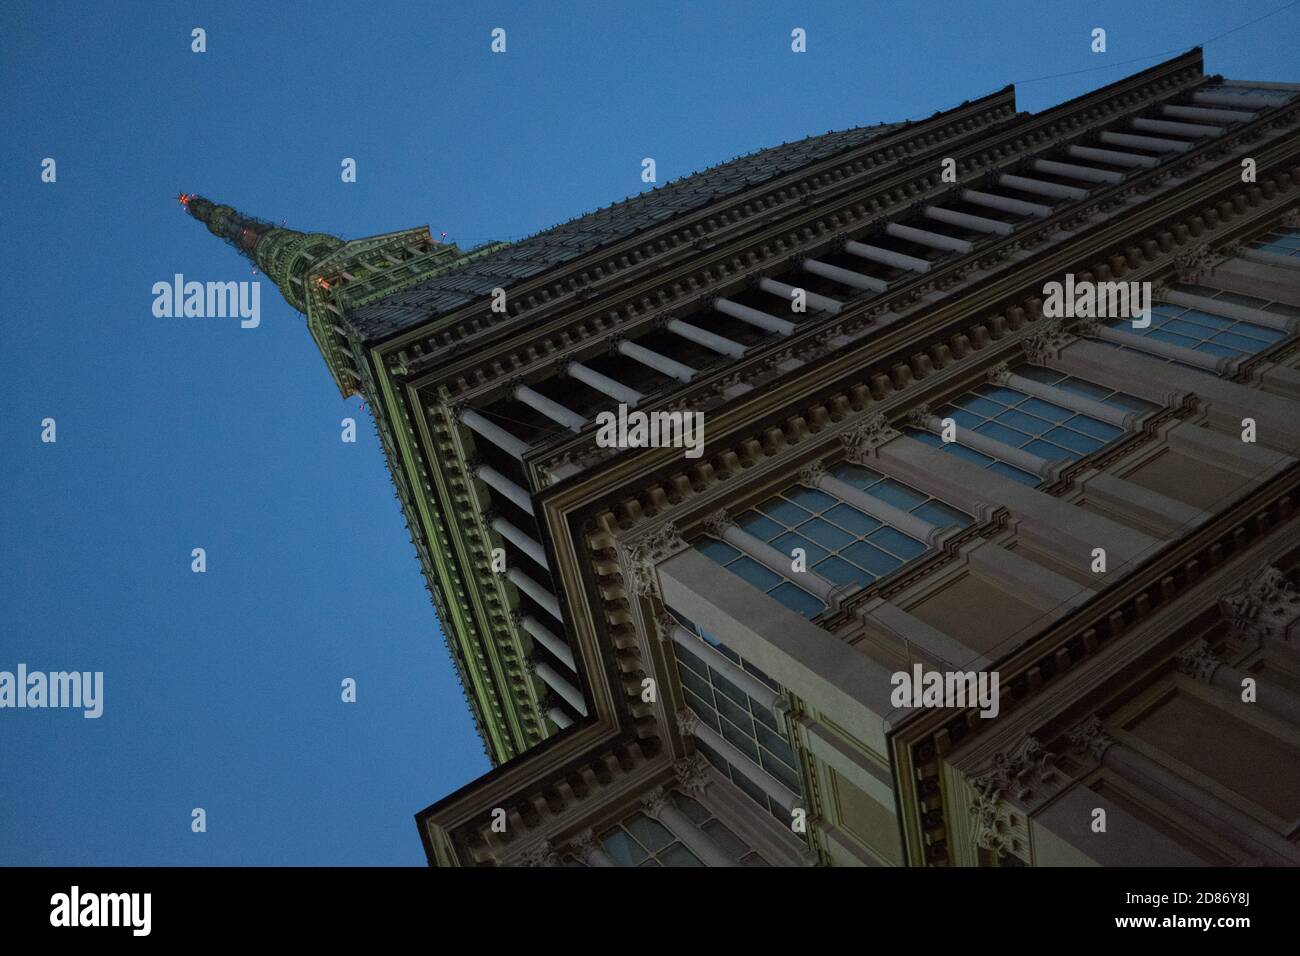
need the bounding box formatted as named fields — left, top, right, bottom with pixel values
left=674, top=753, right=713, bottom=796
left=640, top=786, right=671, bottom=818
left=654, top=613, right=679, bottom=642
left=1281, top=207, right=1300, bottom=229
left=1067, top=716, right=1115, bottom=762
left=568, top=829, right=602, bottom=863
left=798, top=460, right=827, bottom=488
left=1174, top=639, right=1222, bottom=683
left=677, top=708, right=701, bottom=738
left=840, top=413, right=900, bottom=462
left=617, top=522, right=688, bottom=598
left=1219, top=564, right=1300, bottom=643
left=987, top=362, right=1013, bottom=386
left=1020, top=320, right=1077, bottom=365
left=701, top=509, right=733, bottom=539
left=1172, top=242, right=1228, bottom=282
left=1073, top=316, right=1102, bottom=338
left=516, top=839, right=559, bottom=867
left=904, top=403, right=933, bottom=429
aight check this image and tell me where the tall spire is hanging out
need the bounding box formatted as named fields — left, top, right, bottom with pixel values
left=179, top=193, right=343, bottom=313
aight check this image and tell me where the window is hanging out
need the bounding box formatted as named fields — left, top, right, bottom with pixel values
left=597, top=812, right=702, bottom=867
left=1110, top=301, right=1285, bottom=361
left=1013, top=364, right=1158, bottom=415
left=670, top=790, right=769, bottom=866
left=1247, top=226, right=1300, bottom=259
left=672, top=620, right=803, bottom=801
left=693, top=470, right=962, bottom=615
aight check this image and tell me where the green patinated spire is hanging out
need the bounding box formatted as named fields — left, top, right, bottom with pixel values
left=180, top=193, right=344, bottom=312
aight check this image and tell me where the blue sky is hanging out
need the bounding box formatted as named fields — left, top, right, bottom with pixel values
left=2, top=1, right=1297, bottom=866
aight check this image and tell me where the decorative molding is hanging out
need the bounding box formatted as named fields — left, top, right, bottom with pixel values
left=1219, top=564, right=1300, bottom=643
left=1021, top=320, right=1078, bottom=365
left=516, top=839, right=559, bottom=867
left=987, top=361, right=1013, bottom=386
left=841, top=413, right=900, bottom=462
left=568, top=829, right=602, bottom=864
left=674, top=753, right=713, bottom=797
left=1067, top=716, right=1115, bottom=762
left=1172, top=242, right=1228, bottom=282
left=701, top=509, right=733, bottom=539
left=677, top=708, right=701, bottom=738
left=617, top=522, right=689, bottom=598
left=798, top=460, right=828, bottom=488
left=1174, top=639, right=1222, bottom=683
left=905, top=403, right=933, bottom=429
left=640, top=786, right=672, bottom=818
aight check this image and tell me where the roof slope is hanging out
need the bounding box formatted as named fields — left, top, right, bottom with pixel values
left=350, top=122, right=904, bottom=342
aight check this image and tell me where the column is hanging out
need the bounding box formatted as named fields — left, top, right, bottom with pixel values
left=617, top=339, right=696, bottom=383
left=885, top=221, right=973, bottom=253
left=756, top=277, right=843, bottom=314
left=567, top=361, right=644, bottom=405
left=507, top=567, right=562, bottom=620
left=801, top=257, right=889, bottom=292
left=843, top=238, right=931, bottom=272
left=1162, top=103, right=1256, bottom=123
left=665, top=621, right=781, bottom=714
left=713, top=297, right=798, bottom=335
left=997, top=172, right=1087, bottom=201
left=1130, top=116, right=1223, bottom=138
left=491, top=515, right=548, bottom=569
left=1069, top=716, right=1300, bottom=866
left=703, top=510, right=841, bottom=604
left=990, top=363, right=1136, bottom=428
left=547, top=706, right=573, bottom=729
left=1030, top=158, right=1122, bottom=184
left=1190, top=90, right=1271, bottom=110
left=569, top=829, right=616, bottom=867
left=1098, top=131, right=1191, bottom=154
left=679, top=709, right=800, bottom=811
left=800, top=461, right=940, bottom=543
left=666, top=317, right=747, bottom=357
left=513, top=383, right=587, bottom=432
left=533, top=659, right=587, bottom=716
left=1176, top=640, right=1300, bottom=727
left=923, top=205, right=1013, bottom=236
left=476, top=464, right=533, bottom=514
left=961, top=188, right=1051, bottom=219
left=909, top=407, right=1056, bottom=478
left=1047, top=335, right=1300, bottom=451
left=1084, top=320, right=1236, bottom=374
left=642, top=786, right=737, bottom=867
left=1162, top=287, right=1297, bottom=333
left=852, top=415, right=1162, bottom=565
left=460, top=406, right=530, bottom=459
left=1065, top=144, right=1157, bottom=169
left=518, top=613, right=576, bottom=671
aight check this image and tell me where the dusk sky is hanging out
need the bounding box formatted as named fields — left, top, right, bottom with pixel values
left=3, top=0, right=1297, bottom=865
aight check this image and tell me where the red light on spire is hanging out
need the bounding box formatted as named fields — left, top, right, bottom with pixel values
left=177, top=192, right=192, bottom=210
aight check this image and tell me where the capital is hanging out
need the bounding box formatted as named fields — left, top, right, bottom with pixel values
left=840, top=413, right=900, bottom=462
left=1067, top=716, right=1115, bottom=762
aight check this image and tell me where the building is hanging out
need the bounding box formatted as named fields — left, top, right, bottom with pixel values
left=184, top=48, right=1300, bottom=866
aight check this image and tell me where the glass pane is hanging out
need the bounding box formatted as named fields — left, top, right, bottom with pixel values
left=702, top=819, right=749, bottom=860
left=658, top=843, right=704, bottom=867
left=695, top=538, right=742, bottom=564
left=625, top=813, right=675, bottom=853
left=601, top=828, right=647, bottom=866
left=813, top=555, right=871, bottom=587
left=769, top=582, right=824, bottom=618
